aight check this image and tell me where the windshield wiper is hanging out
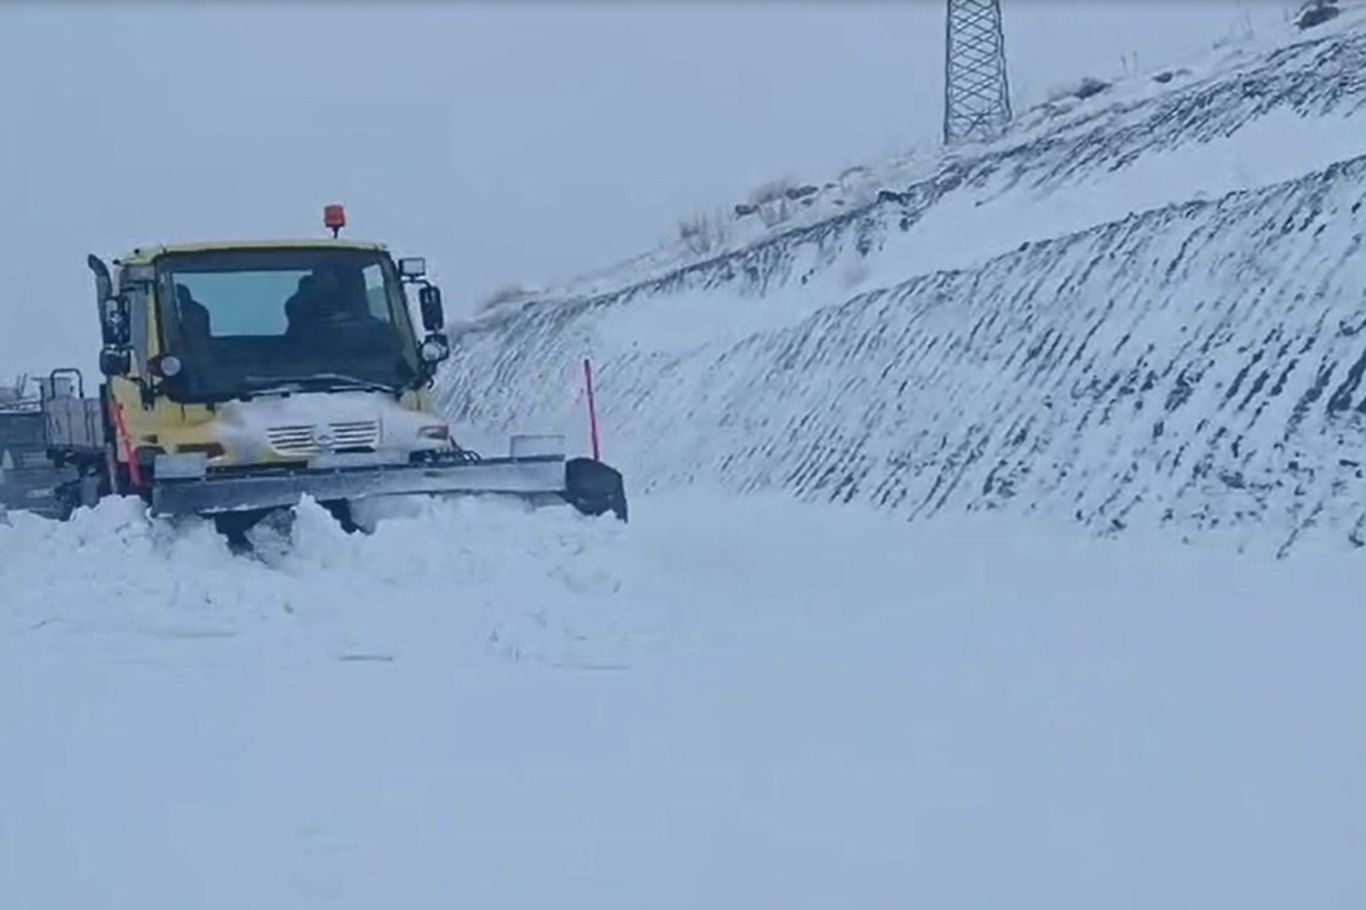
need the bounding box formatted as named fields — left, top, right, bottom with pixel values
left=240, top=373, right=399, bottom=396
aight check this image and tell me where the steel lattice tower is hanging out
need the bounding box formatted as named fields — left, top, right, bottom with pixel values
left=943, top=0, right=1013, bottom=145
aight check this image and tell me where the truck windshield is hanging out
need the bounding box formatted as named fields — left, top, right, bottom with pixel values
left=155, top=247, right=421, bottom=401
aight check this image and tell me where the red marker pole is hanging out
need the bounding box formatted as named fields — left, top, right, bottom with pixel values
left=583, top=357, right=601, bottom=461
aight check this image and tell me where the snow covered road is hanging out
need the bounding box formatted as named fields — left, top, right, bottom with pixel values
left=2, top=493, right=1363, bottom=909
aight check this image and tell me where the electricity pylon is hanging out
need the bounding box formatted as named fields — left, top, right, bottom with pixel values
left=943, top=0, right=1013, bottom=145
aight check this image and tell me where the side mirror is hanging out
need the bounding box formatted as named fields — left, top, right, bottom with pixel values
left=399, top=257, right=427, bottom=280
left=99, top=294, right=131, bottom=347
left=99, top=347, right=132, bottom=378
left=419, top=285, right=444, bottom=332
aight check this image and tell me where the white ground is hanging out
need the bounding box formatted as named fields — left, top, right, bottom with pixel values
left=2, top=492, right=1362, bottom=909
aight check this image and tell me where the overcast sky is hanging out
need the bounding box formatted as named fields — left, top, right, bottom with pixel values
left=0, top=0, right=1298, bottom=375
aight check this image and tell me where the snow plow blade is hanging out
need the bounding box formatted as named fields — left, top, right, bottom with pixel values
left=148, top=443, right=627, bottom=523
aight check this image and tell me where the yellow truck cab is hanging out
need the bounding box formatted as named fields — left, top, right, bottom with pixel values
left=42, top=207, right=627, bottom=546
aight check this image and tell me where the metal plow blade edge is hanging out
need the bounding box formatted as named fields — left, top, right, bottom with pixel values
left=149, top=435, right=628, bottom=524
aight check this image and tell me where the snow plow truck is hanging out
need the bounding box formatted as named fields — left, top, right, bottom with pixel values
left=38, top=205, right=627, bottom=546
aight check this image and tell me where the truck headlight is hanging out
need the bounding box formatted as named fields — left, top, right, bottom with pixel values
left=418, top=424, right=450, bottom=440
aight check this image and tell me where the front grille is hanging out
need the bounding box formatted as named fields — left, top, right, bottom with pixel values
left=266, top=420, right=379, bottom=457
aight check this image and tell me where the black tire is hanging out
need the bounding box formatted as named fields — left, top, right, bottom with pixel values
left=213, top=508, right=274, bottom=553
left=53, top=457, right=111, bottom=521
left=320, top=498, right=365, bottom=534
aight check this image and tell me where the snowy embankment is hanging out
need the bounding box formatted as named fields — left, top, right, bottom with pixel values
left=438, top=14, right=1366, bottom=556
left=3, top=493, right=1364, bottom=908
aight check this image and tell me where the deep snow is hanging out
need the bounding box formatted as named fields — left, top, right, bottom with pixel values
left=2, top=493, right=1363, bottom=909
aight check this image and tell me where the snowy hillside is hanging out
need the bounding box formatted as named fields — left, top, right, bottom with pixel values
left=437, top=7, right=1366, bottom=556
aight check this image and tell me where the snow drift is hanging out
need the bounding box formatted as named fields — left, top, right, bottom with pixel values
left=0, top=494, right=643, bottom=668
left=4, top=490, right=1365, bottom=909
left=436, top=9, right=1366, bottom=556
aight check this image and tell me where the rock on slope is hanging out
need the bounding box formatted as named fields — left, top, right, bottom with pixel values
left=437, top=10, right=1366, bottom=557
